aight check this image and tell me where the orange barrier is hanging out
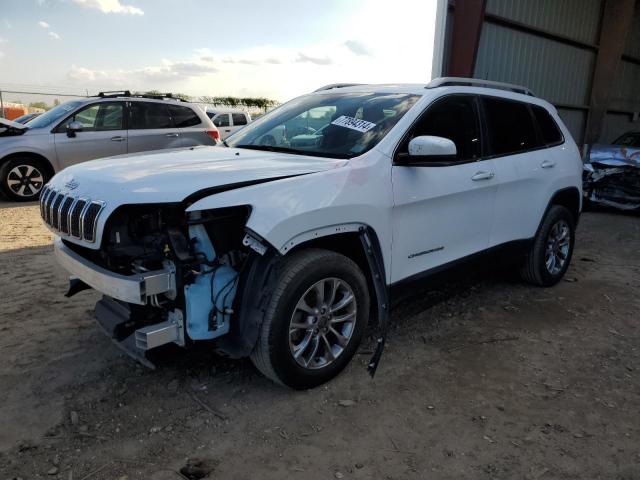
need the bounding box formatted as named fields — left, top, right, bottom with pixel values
left=1, top=105, right=28, bottom=120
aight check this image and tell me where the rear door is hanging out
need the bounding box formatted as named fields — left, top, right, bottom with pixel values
left=53, top=101, right=127, bottom=167
left=212, top=113, right=232, bottom=139
left=127, top=101, right=180, bottom=153
left=391, top=94, right=498, bottom=283
left=483, top=97, right=562, bottom=245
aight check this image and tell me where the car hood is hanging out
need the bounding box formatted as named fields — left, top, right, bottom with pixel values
left=0, top=118, right=29, bottom=129
left=587, top=144, right=640, bottom=168
left=48, top=146, right=348, bottom=204
left=0, top=118, right=29, bottom=136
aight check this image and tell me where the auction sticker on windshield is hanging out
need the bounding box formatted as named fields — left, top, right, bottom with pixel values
left=331, top=115, right=376, bottom=133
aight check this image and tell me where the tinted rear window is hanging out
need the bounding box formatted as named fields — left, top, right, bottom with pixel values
left=482, top=97, right=538, bottom=156
left=232, top=113, right=248, bottom=126
left=169, top=105, right=201, bottom=128
left=531, top=105, right=563, bottom=145
left=130, top=102, right=172, bottom=129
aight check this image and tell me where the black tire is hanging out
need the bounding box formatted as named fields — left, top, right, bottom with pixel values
left=250, top=248, right=370, bottom=389
left=520, top=205, right=575, bottom=287
left=0, top=157, right=50, bottom=202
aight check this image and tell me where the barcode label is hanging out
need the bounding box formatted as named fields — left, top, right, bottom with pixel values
left=331, top=115, right=377, bottom=133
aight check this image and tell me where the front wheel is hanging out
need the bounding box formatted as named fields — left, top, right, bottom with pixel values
left=0, top=157, right=49, bottom=201
left=251, top=249, right=370, bottom=389
left=520, top=205, right=575, bottom=286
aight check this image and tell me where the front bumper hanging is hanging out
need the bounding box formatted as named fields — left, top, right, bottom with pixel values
left=54, top=237, right=176, bottom=305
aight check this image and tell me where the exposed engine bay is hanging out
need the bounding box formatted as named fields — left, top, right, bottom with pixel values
left=63, top=204, right=256, bottom=366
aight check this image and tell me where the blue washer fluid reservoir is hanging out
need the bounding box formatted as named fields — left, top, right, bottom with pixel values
left=185, top=223, right=238, bottom=340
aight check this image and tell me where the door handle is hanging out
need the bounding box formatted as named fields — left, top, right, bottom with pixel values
left=471, top=171, right=495, bottom=181
left=110, top=136, right=126, bottom=142
left=165, top=133, right=179, bottom=138
left=541, top=160, right=556, bottom=169
left=224, top=129, right=231, bottom=133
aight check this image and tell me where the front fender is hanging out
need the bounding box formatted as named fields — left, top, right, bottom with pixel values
left=187, top=158, right=394, bottom=283
left=0, top=144, right=58, bottom=171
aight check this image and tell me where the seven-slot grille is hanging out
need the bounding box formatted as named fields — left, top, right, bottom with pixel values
left=39, top=186, right=105, bottom=243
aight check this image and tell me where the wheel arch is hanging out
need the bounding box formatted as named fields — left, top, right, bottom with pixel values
left=548, top=186, right=581, bottom=224
left=215, top=224, right=389, bottom=364
left=0, top=151, right=56, bottom=179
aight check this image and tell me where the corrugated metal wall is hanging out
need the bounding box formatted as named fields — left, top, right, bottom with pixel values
left=474, top=0, right=604, bottom=144
left=485, top=0, right=602, bottom=44
left=602, top=112, right=638, bottom=143
left=475, top=23, right=594, bottom=106
left=625, top=4, right=640, bottom=58
left=447, top=0, right=640, bottom=144
left=610, top=60, right=640, bottom=112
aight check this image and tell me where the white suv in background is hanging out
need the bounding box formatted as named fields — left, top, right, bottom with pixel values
left=205, top=108, right=252, bottom=139
left=0, top=91, right=220, bottom=201
left=43, top=78, right=582, bottom=389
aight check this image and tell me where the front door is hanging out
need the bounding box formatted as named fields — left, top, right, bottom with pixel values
left=54, top=101, right=127, bottom=168
left=391, top=94, right=497, bottom=283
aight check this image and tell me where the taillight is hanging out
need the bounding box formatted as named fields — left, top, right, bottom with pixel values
left=206, top=129, right=220, bottom=141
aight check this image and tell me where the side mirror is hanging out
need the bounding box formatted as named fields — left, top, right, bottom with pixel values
left=408, top=135, right=457, bottom=159
left=66, top=121, right=83, bottom=138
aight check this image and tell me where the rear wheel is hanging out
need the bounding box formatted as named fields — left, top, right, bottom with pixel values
left=0, top=157, right=49, bottom=201
left=520, top=205, right=575, bottom=286
left=251, top=248, right=369, bottom=389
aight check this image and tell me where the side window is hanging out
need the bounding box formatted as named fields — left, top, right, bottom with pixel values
left=232, top=113, right=247, bottom=126
left=129, top=102, right=172, bottom=129
left=168, top=105, right=201, bottom=128
left=482, top=97, right=538, bottom=156
left=401, top=95, right=481, bottom=162
left=59, top=102, right=123, bottom=131
left=531, top=105, right=563, bottom=146
left=213, top=113, right=230, bottom=127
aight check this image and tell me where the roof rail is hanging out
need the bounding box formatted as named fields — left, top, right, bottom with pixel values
left=95, top=91, right=189, bottom=102
left=314, top=83, right=363, bottom=92
left=426, top=77, right=535, bottom=96
left=97, top=90, right=132, bottom=98
left=138, top=92, right=189, bottom=102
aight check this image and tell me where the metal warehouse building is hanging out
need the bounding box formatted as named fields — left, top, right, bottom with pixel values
left=433, top=0, right=640, bottom=146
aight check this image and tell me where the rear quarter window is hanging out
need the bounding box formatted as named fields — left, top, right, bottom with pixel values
left=168, top=105, right=201, bottom=128
left=232, top=113, right=248, bottom=126
left=531, top=105, right=563, bottom=146
left=482, top=97, right=538, bottom=156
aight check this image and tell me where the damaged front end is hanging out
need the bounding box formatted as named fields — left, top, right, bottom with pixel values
left=583, top=145, right=640, bottom=211
left=58, top=203, right=263, bottom=367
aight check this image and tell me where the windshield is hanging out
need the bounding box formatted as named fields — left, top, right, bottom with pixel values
left=226, top=92, right=420, bottom=158
left=27, top=100, right=85, bottom=129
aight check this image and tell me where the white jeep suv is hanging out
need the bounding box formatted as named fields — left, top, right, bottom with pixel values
left=42, top=78, right=582, bottom=389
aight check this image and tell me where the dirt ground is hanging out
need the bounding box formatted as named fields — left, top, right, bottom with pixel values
left=0, top=201, right=639, bottom=480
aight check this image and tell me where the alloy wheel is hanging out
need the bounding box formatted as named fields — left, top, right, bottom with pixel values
left=545, top=219, right=571, bottom=275
left=6, top=165, right=44, bottom=198
left=288, top=277, right=357, bottom=369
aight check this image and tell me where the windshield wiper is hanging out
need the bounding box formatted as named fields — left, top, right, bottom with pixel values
left=235, top=144, right=306, bottom=155
left=234, top=144, right=354, bottom=159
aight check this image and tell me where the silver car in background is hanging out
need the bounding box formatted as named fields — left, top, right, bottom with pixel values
left=0, top=91, right=220, bottom=201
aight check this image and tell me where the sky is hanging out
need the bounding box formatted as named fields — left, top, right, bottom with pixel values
left=0, top=0, right=438, bottom=102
